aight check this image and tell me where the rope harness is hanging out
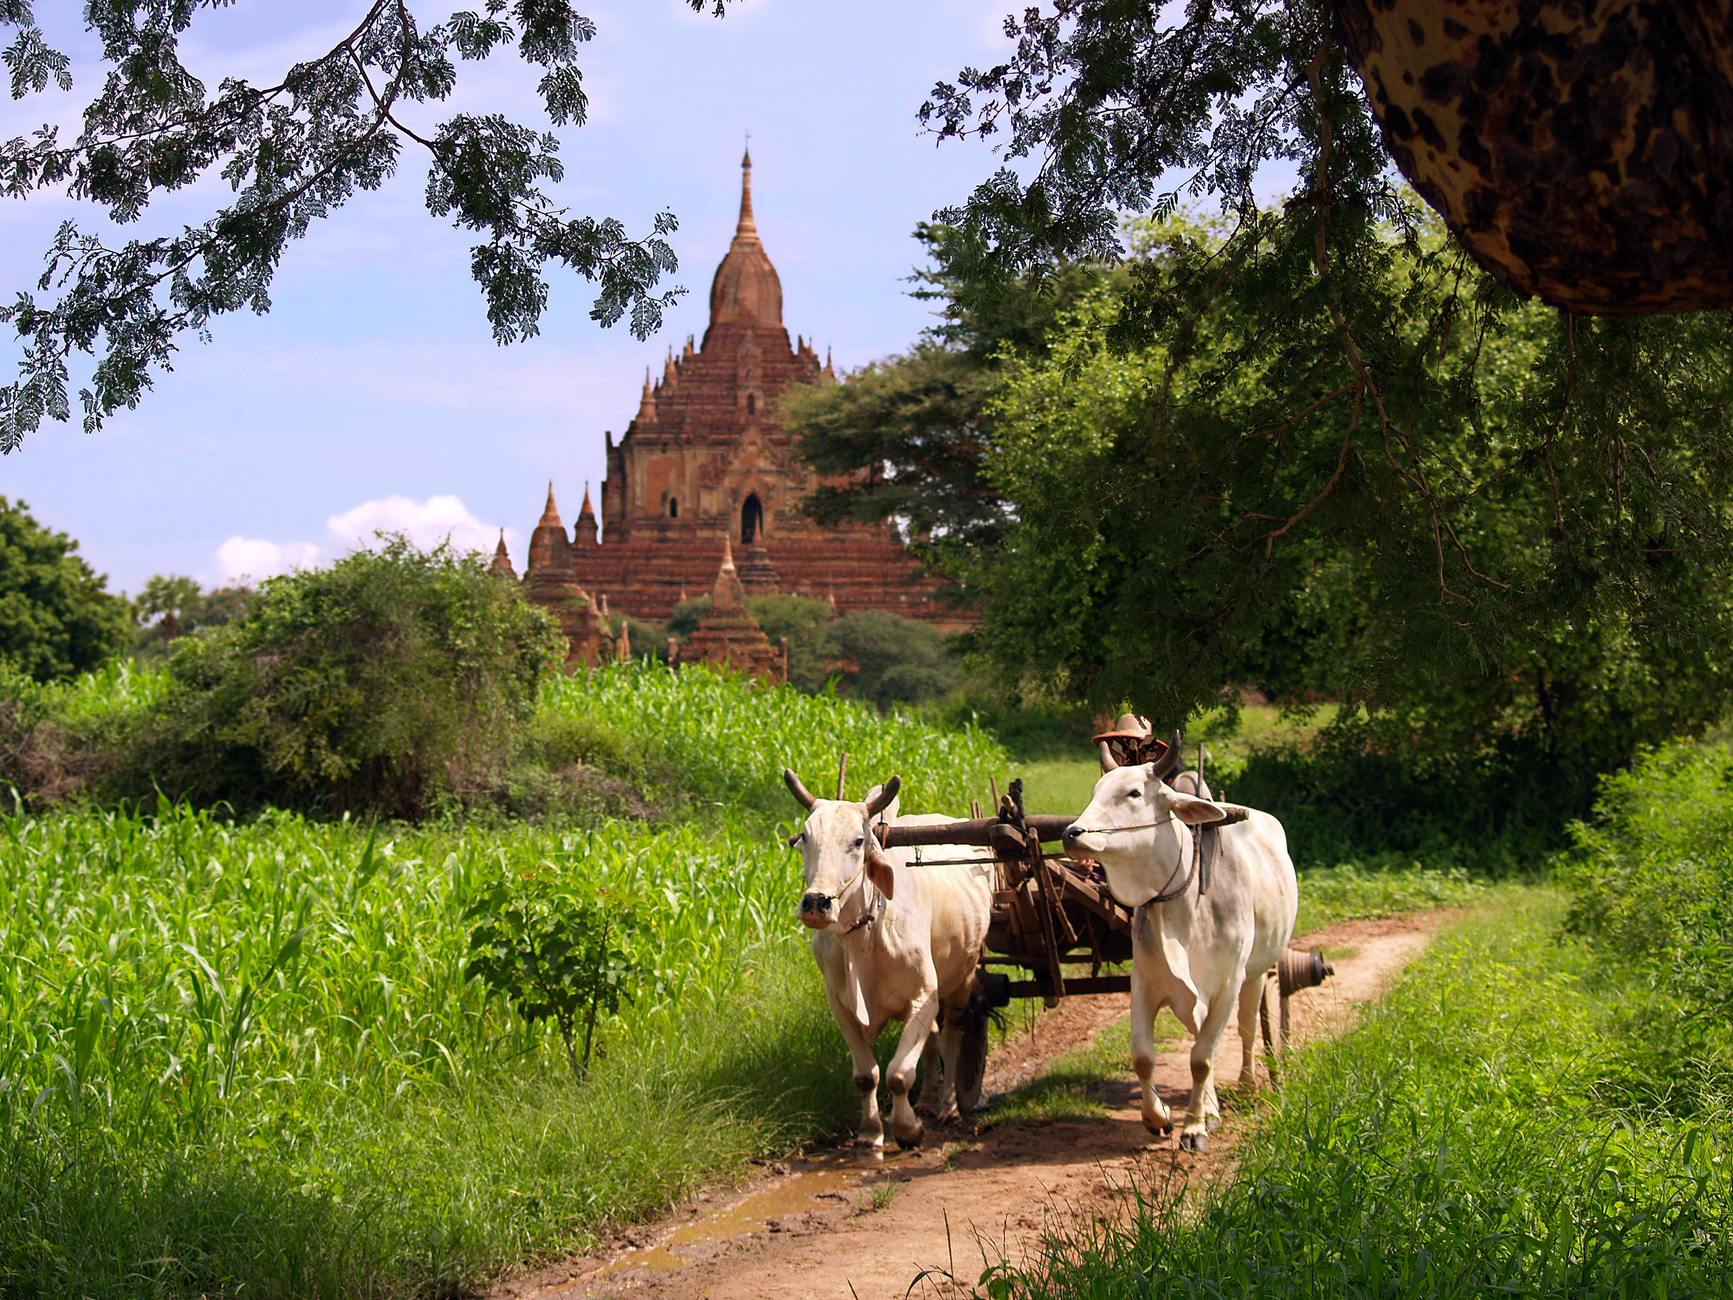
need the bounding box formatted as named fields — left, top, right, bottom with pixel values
left=798, top=810, right=891, bottom=936
left=1066, top=815, right=1218, bottom=903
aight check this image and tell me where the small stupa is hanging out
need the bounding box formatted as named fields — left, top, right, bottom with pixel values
left=676, top=537, right=783, bottom=682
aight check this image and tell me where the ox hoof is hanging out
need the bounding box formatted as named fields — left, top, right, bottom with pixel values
left=1142, top=1117, right=1173, bottom=1138
left=1178, top=1130, right=1210, bottom=1153
left=893, top=1124, right=926, bottom=1150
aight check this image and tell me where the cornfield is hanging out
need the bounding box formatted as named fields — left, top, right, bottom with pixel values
left=0, top=663, right=1008, bottom=1298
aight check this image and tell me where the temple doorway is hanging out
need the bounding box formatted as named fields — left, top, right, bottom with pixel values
left=741, top=493, right=764, bottom=544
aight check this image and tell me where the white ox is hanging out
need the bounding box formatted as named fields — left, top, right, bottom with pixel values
left=785, top=769, right=994, bottom=1148
left=1063, top=756, right=1297, bottom=1151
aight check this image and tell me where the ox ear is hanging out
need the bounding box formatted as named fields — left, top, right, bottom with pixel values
left=864, top=839, right=896, bottom=901
left=1167, top=789, right=1229, bottom=825
left=784, top=768, right=818, bottom=810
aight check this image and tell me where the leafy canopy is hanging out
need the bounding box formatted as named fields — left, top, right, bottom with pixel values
left=0, top=496, right=132, bottom=682
left=904, top=3, right=1733, bottom=725
left=0, top=0, right=729, bottom=451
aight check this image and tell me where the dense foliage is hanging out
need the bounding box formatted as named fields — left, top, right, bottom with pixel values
left=0, top=497, right=132, bottom=682
left=132, top=574, right=250, bottom=658
left=1559, top=738, right=1733, bottom=1107
left=0, top=0, right=732, bottom=451
left=133, top=538, right=561, bottom=817
left=792, top=211, right=1733, bottom=847
left=0, top=663, right=1008, bottom=1298
left=875, top=4, right=1733, bottom=732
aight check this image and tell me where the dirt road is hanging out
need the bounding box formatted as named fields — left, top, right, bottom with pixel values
left=493, top=913, right=1445, bottom=1300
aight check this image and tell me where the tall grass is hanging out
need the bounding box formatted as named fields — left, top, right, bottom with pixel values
left=543, top=660, right=1006, bottom=822
left=983, top=891, right=1732, bottom=1299
left=0, top=664, right=1011, bottom=1298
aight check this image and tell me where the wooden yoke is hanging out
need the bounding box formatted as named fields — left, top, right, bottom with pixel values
left=873, top=814, right=1074, bottom=852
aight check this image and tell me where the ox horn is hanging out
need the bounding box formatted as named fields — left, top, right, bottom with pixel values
left=784, top=768, right=818, bottom=810
left=1098, top=740, right=1120, bottom=773
left=864, top=774, right=901, bottom=817
left=1152, top=729, right=1184, bottom=779
left=837, top=751, right=849, bottom=800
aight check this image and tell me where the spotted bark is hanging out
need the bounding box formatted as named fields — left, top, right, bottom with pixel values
left=1333, top=0, right=1733, bottom=314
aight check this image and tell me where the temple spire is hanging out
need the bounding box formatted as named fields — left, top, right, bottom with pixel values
left=490, top=529, right=516, bottom=580
left=712, top=535, right=746, bottom=611
left=539, top=481, right=560, bottom=527
left=574, top=482, right=598, bottom=546
left=737, top=147, right=757, bottom=239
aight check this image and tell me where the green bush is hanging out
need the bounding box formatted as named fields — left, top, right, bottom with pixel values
left=131, top=538, right=562, bottom=818
left=831, top=608, right=961, bottom=710
left=1230, top=708, right=1599, bottom=872
left=743, top=593, right=837, bottom=691
left=1557, top=739, right=1733, bottom=1103
left=0, top=497, right=134, bottom=683
left=0, top=660, right=163, bottom=809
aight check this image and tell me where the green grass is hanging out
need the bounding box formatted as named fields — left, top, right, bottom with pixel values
left=1293, top=859, right=1487, bottom=934
left=1004, top=757, right=1101, bottom=818
left=982, top=888, right=1733, bottom=1299
left=0, top=663, right=1011, bottom=1299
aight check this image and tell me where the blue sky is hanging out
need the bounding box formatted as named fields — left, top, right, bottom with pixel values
left=0, top=1, right=1027, bottom=595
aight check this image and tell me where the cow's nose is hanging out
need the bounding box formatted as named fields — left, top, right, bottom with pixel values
left=1062, top=825, right=1081, bottom=845
left=800, top=892, right=832, bottom=916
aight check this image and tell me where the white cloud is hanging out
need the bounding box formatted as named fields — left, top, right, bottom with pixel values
left=327, top=494, right=501, bottom=553
left=210, top=495, right=512, bottom=586
left=215, top=536, right=321, bottom=584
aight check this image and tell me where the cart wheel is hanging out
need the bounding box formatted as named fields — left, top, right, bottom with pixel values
left=954, top=983, right=992, bottom=1112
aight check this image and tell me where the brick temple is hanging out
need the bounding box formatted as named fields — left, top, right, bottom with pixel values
left=508, top=151, right=955, bottom=647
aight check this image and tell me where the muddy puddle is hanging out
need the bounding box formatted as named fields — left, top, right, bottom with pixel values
left=572, top=1147, right=922, bottom=1286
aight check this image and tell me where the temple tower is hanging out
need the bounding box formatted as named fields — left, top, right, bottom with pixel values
left=522, top=152, right=957, bottom=632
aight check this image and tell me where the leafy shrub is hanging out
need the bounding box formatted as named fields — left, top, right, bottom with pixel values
left=131, top=538, right=562, bottom=817
left=467, top=875, right=643, bottom=1081
left=1231, top=707, right=1601, bottom=872
left=743, top=593, right=837, bottom=691
left=830, top=608, right=961, bottom=709
left=0, top=660, right=163, bottom=809
left=1557, top=739, right=1733, bottom=1102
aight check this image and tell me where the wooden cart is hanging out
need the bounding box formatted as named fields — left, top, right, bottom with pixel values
left=871, top=724, right=1329, bottom=1013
